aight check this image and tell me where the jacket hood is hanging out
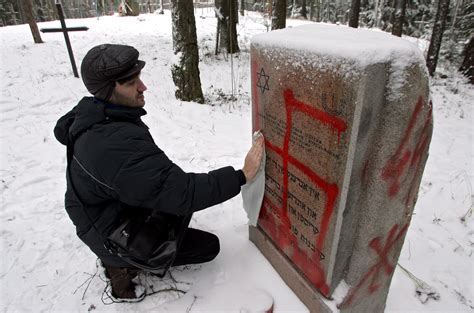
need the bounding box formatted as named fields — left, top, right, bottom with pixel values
left=54, top=97, right=147, bottom=146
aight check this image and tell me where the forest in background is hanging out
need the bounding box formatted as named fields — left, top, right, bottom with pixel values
left=1, top=0, right=472, bottom=87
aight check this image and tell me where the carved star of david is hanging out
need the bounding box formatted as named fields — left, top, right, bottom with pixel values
left=256, top=67, right=270, bottom=94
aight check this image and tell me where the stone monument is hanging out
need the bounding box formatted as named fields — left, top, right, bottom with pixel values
left=248, top=24, right=432, bottom=312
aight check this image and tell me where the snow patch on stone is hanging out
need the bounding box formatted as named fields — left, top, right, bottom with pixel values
left=252, top=23, right=427, bottom=100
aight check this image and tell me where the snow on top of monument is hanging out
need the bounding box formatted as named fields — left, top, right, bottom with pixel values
left=252, top=23, right=425, bottom=68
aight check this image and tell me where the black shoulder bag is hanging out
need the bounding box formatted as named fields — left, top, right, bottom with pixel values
left=66, top=139, right=191, bottom=277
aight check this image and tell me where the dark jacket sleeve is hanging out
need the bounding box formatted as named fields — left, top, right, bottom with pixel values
left=113, top=138, right=243, bottom=216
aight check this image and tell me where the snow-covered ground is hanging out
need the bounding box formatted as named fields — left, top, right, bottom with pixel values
left=0, top=10, right=472, bottom=312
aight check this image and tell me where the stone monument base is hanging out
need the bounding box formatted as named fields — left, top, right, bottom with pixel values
left=249, top=226, right=333, bottom=313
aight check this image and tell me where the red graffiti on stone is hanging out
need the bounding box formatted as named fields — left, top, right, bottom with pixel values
left=339, top=223, right=409, bottom=308
left=346, top=96, right=432, bottom=307
left=258, top=88, right=347, bottom=296
left=381, top=96, right=432, bottom=207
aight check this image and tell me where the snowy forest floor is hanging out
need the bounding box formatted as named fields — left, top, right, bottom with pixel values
left=0, top=10, right=473, bottom=312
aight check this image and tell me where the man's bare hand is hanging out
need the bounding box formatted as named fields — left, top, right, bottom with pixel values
left=242, top=135, right=264, bottom=183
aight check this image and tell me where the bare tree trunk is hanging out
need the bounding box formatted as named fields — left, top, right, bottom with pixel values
left=374, top=0, right=379, bottom=27
left=159, top=0, right=164, bottom=14
left=391, top=0, right=407, bottom=36
left=47, top=0, right=59, bottom=20
left=19, top=0, right=43, bottom=43
left=308, top=0, right=314, bottom=20
left=314, top=0, right=320, bottom=21
left=272, top=0, right=286, bottom=29
left=109, top=0, right=115, bottom=15
left=325, top=0, right=330, bottom=22
left=230, top=0, right=239, bottom=52
left=348, top=0, right=360, bottom=28
left=449, top=0, right=461, bottom=41
left=426, top=0, right=451, bottom=76
left=459, top=37, right=473, bottom=83
left=170, top=0, right=204, bottom=103
left=216, top=0, right=239, bottom=54
left=240, top=0, right=244, bottom=15
left=380, top=0, right=394, bottom=30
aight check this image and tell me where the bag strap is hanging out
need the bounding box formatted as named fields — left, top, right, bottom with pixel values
left=65, top=131, right=192, bottom=275
left=66, top=139, right=110, bottom=245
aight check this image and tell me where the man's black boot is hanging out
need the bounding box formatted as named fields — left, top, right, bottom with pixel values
left=103, top=265, right=145, bottom=302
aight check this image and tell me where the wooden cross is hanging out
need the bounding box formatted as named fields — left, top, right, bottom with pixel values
left=40, top=0, right=88, bottom=78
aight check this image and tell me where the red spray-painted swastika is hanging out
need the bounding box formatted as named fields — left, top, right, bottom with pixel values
left=339, top=223, right=409, bottom=308
left=256, top=85, right=347, bottom=296
left=381, top=96, right=433, bottom=207
left=343, top=96, right=431, bottom=307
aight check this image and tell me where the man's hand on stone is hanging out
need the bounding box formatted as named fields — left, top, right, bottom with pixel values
left=242, top=135, right=264, bottom=183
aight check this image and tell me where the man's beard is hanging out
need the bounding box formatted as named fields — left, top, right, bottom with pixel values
left=111, top=90, right=144, bottom=107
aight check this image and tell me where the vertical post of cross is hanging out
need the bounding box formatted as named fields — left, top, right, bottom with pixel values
left=55, top=0, right=79, bottom=78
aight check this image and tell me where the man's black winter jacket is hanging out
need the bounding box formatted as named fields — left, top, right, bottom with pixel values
left=54, top=97, right=245, bottom=266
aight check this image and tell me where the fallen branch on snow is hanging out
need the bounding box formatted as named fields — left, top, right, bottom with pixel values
left=397, top=263, right=440, bottom=304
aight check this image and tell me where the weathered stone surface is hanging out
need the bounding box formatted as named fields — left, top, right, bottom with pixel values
left=249, top=24, right=432, bottom=312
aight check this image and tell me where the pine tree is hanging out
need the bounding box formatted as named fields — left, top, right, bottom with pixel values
left=457, top=1, right=473, bottom=82
left=320, top=0, right=337, bottom=22
left=216, top=0, right=239, bottom=53
left=2, top=0, right=20, bottom=25
left=19, top=0, right=43, bottom=43
left=380, top=0, right=394, bottom=31
left=403, top=0, right=434, bottom=37
left=359, top=0, right=376, bottom=28
left=0, top=0, right=8, bottom=26
left=426, top=0, right=451, bottom=76
left=308, top=0, right=321, bottom=21
left=456, top=1, right=473, bottom=40
left=291, top=0, right=307, bottom=19
left=349, top=0, right=361, bottom=28
left=391, top=0, right=407, bottom=36
left=335, top=0, right=350, bottom=24
left=158, top=0, right=164, bottom=14
left=170, top=0, right=205, bottom=103
left=272, top=0, right=286, bottom=29
left=459, top=37, right=473, bottom=83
